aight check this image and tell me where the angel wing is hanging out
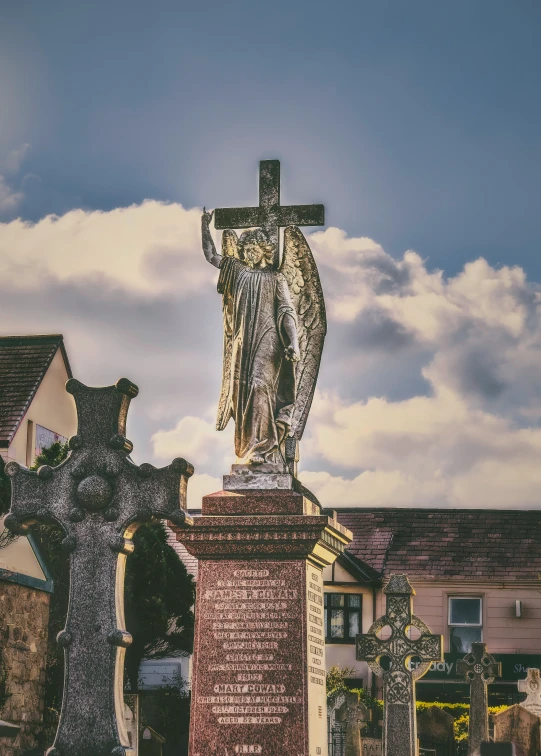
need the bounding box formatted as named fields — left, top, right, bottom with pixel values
left=280, top=226, right=327, bottom=440
left=221, top=229, right=241, bottom=259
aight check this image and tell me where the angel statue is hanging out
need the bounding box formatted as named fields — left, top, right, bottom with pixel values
left=201, top=208, right=326, bottom=468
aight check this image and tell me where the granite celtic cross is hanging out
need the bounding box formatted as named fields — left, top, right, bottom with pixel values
left=5, top=378, right=194, bottom=756
left=356, top=574, right=443, bottom=756
left=213, top=158, right=324, bottom=267
left=457, top=642, right=501, bottom=756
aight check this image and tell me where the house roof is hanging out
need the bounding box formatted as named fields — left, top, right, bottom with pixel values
left=336, top=549, right=382, bottom=584
left=336, top=508, right=541, bottom=582
left=166, top=521, right=199, bottom=579
left=0, top=335, right=72, bottom=447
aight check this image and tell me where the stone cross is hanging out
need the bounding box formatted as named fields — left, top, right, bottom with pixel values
left=4, top=378, right=194, bottom=756
left=518, top=668, right=541, bottom=716
left=335, top=690, right=370, bottom=756
left=213, top=158, right=325, bottom=267
left=457, top=642, right=501, bottom=756
left=356, top=574, right=443, bottom=756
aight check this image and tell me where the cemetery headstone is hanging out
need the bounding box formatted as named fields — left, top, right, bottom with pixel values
left=518, top=669, right=541, bottom=717
left=5, top=378, right=194, bottom=756
left=480, top=744, right=517, bottom=756
left=356, top=574, right=443, bottom=756
left=362, top=738, right=382, bottom=755
left=417, top=706, right=456, bottom=755
left=140, top=727, right=165, bottom=756
left=175, top=158, right=353, bottom=756
left=124, top=694, right=139, bottom=754
left=457, top=643, right=501, bottom=756
left=176, top=489, right=352, bottom=756
left=335, top=690, right=370, bottom=756
left=492, top=705, right=538, bottom=756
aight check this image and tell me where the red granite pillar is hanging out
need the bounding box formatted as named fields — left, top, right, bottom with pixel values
left=174, top=490, right=352, bottom=756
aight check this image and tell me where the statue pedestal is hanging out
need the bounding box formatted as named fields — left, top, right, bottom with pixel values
left=173, top=488, right=352, bottom=756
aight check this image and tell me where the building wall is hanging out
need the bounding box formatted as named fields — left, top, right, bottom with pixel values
left=322, top=577, right=541, bottom=699
left=0, top=346, right=73, bottom=752
left=323, top=582, right=374, bottom=683
left=0, top=582, right=50, bottom=756
left=6, top=348, right=76, bottom=466
left=0, top=528, right=48, bottom=582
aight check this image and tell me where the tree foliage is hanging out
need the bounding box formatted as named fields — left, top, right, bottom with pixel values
left=124, top=521, right=195, bottom=691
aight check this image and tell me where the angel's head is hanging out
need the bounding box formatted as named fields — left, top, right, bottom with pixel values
left=238, top=229, right=275, bottom=269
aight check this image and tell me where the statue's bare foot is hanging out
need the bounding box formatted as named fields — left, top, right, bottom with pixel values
left=249, top=454, right=265, bottom=465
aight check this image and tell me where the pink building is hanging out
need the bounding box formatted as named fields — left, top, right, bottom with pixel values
left=325, top=508, right=541, bottom=704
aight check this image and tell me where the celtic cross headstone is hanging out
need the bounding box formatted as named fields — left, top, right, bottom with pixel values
left=356, top=574, right=443, bottom=756
left=335, top=690, right=370, bottom=756
left=457, top=642, right=501, bottom=756
left=4, top=378, right=194, bottom=756
left=518, top=667, right=541, bottom=716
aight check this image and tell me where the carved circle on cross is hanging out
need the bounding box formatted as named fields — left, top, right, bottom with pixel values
left=76, top=474, right=114, bottom=512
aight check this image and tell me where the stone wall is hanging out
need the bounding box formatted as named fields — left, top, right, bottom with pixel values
left=0, top=580, right=50, bottom=756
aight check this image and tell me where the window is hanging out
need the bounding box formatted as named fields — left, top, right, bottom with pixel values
left=448, top=597, right=482, bottom=653
left=324, top=594, right=362, bottom=643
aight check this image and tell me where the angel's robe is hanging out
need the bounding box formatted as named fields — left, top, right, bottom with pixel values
left=217, top=256, right=297, bottom=463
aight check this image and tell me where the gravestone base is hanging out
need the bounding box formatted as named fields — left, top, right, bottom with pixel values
left=493, top=705, right=539, bottom=756
left=173, top=488, right=352, bottom=756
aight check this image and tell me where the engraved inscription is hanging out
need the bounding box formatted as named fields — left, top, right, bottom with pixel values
left=195, top=561, right=305, bottom=736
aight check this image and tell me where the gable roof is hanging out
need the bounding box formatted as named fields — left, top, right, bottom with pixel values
left=336, top=549, right=382, bottom=584
left=0, top=335, right=72, bottom=447
left=336, top=508, right=541, bottom=582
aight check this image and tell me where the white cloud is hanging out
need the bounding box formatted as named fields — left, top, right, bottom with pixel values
left=4, top=143, right=31, bottom=175
left=0, top=144, right=32, bottom=215
left=2, top=202, right=541, bottom=510
left=302, top=388, right=541, bottom=508
left=152, top=415, right=232, bottom=470
left=0, top=175, right=23, bottom=213
left=0, top=201, right=213, bottom=294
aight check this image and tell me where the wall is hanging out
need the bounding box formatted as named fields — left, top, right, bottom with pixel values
left=0, top=346, right=71, bottom=752
left=6, top=348, right=76, bottom=466
left=0, top=581, right=50, bottom=756
left=322, top=577, right=541, bottom=698
left=0, top=526, right=47, bottom=582
left=323, top=560, right=375, bottom=683
left=411, top=581, right=541, bottom=654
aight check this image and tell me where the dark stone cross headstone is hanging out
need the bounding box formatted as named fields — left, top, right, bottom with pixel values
left=356, top=574, right=443, bottom=756
left=4, top=378, right=194, bottom=756
left=213, top=158, right=325, bottom=267
left=457, top=642, right=502, bottom=756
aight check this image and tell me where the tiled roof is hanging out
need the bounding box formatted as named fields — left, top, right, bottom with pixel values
left=166, top=524, right=199, bottom=579
left=0, top=335, right=72, bottom=446
left=337, top=508, right=541, bottom=582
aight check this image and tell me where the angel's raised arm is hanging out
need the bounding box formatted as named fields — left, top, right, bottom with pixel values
left=201, top=208, right=221, bottom=268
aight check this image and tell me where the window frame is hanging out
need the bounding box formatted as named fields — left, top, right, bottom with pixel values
left=447, top=596, right=483, bottom=653
left=324, top=592, right=362, bottom=645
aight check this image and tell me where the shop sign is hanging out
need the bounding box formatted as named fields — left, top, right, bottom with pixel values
left=411, top=653, right=541, bottom=681
left=35, top=425, right=67, bottom=458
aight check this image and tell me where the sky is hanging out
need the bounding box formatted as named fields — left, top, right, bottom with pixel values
left=1, top=0, right=541, bottom=509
